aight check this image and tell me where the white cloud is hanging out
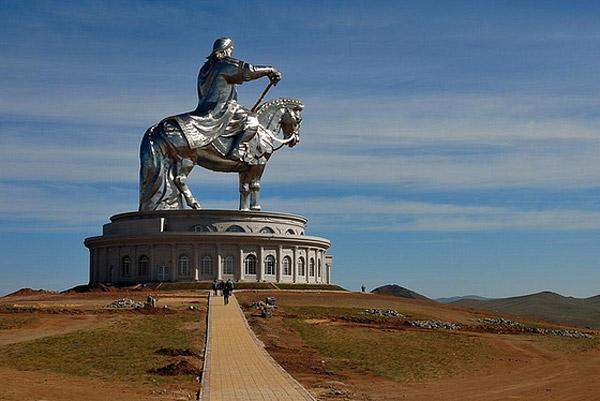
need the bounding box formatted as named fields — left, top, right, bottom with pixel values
left=266, top=144, right=600, bottom=189
left=303, top=93, right=600, bottom=146
left=2, top=105, right=600, bottom=192
left=264, top=196, right=600, bottom=232
left=1, top=185, right=599, bottom=233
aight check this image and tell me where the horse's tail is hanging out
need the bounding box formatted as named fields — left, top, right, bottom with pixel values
left=138, top=125, right=164, bottom=211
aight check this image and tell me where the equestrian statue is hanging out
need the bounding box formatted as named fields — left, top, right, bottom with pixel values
left=139, top=37, right=303, bottom=212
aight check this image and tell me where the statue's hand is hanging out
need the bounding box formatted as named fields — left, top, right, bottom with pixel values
left=269, top=69, right=282, bottom=85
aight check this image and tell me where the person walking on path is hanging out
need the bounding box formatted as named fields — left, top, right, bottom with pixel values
left=223, top=279, right=235, bottom=305
left=223, top=284, right=231, bottom=305
left=212, top=279, right=219, bottom=296
left=225, top=278, right=234, bottom=293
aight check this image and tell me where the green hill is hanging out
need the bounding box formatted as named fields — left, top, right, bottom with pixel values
left=452, top=291, right=600, bottom=329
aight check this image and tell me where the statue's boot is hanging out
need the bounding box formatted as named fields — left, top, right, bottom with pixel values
left=227, top=115, right=260, bottom=161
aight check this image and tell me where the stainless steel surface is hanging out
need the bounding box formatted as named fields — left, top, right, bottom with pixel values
left=139, top=38, right=302, bottom=212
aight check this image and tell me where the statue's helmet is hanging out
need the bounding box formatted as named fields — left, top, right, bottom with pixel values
left=211, top=37, right=234, bottom=55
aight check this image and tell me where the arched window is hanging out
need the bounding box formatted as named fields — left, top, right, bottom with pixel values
left=317, top=259, right=322, bottom=278
left=309, top=258, right=315, bottom=276
left=223, top=255, right=235, bottom=275
left=226, top=225, right=245, bottom=233
left=138, top=255, right=149, bottom=276
left=264, top=255, right=275, bottom=275
left=201, top=255, right=213, bottom=275
left=122, top=256, right=131, bottom=277
left=298, top=257, right=305, bottom=276
left=245, top=254, right=257, bottom=275
left=282, top=256, right=291, bottom=275
left=260, top=226, right=275, bottom=234
left=192, top=225, right=211, bottom=232
left=178, top=255, right=190, bottom=276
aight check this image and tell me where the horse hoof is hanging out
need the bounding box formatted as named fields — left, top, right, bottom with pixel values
left=250, top=206, right=262, bottom=211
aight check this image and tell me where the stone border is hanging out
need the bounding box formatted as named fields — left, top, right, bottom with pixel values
left=85, top=232, right=331, bottom=247
left=198, top=292, right=212, bottom=401
left=233, top=295, right=317, bottom=401
left=110, top=209, right=308, bottom=224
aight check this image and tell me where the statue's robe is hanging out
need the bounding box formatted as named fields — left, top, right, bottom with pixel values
left=165, top=57, right=272, bottom=157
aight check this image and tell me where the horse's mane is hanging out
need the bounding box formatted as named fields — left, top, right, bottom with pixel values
left=255, top=98, right=303, bottom=119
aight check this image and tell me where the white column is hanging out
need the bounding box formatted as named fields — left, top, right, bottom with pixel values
left=292, top=247, right=298, bottom=283
left=217, top=246, right=223, bottom=280
left=238, top=247, right=245, bottom=281
left=306, top=248, right=311, bottom=283
left=319, top=250, right=325, bottom=283
left=276, top=246, right=282, bottom=282
left=194, top=245, right=199, bottom=281
left=257, top=246, right=264, bottom=282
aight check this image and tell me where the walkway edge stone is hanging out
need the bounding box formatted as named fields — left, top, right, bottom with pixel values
left=198, top=292, right=212, bottom=401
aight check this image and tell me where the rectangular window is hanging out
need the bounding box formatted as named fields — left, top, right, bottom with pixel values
left=223, top=256, right=234, bottom=275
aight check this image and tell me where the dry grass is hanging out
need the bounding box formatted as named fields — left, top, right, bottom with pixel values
left=280, top=304, right=433, bottom=321
left=0, top=315, right=36, bottom=330
left=275, top=283, right=347, bottom=291
left=536, top=335, right=598, bottom=354
left=0, top=311, right=204, bottom=383
left=273, top=305, right=363, bottom=318
left=287, top=319, right=495, bottom=382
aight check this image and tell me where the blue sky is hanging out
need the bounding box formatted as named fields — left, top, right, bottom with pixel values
left=1, top=1, right=600, bottom=298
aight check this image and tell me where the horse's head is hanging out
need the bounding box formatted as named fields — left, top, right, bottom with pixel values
left=255, top=98, right=304, bottom=149
left=279, top=103, right=303, bottom=147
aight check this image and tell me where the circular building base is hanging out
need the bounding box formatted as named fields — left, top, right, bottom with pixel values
left=84, top=210, right=332, bottom=285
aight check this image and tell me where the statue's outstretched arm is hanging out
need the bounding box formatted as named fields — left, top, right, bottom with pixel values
left=242, top=63, right=282, bottom=83
left=223, top=60, right=282, bottom=85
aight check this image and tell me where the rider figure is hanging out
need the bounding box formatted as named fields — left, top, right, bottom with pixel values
left=196, top=37, right=282, bottom=160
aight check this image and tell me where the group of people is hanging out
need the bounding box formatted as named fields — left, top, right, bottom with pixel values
left=212, top=279, right=235, bottom=305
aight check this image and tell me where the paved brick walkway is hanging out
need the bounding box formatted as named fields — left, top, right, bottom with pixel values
left=201, top=294, right=316, bottom=401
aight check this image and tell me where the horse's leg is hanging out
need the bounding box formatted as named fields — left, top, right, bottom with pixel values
left=174, top=158, right=201, bottom=209
left=249, top=165, right=265, bottom=211
left=238, top=171, right=251, bottom=211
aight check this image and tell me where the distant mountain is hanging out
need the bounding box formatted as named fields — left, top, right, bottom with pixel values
left=452, top=291, right=600, bottom=329
left=436, top=295, right=492, bottom=304
left=4, top=288, right=56, bottom=297
left=371, top=284, right=429, bottom=300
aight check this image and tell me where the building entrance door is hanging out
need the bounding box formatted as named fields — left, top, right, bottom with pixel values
left=158, top=266, right=169, bottom=281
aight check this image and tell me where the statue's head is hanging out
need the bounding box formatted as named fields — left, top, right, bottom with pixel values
left=211, top=37, right=234, bottom=60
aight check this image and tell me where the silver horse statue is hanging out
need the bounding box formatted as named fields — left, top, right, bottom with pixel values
left=139, top=98, right=303, bottom=211
left=139, top=37, right=303, bottom=212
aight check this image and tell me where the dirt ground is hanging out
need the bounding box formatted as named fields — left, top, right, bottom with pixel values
left=3, top=289, right=600, bottom=400
left=0, top=290, right=208, bottom=401
left=238, top=291, right=600, bottom=401
left=0, top=367, right=194, bottom=401
left=394, top=334, right=600, bottom=401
